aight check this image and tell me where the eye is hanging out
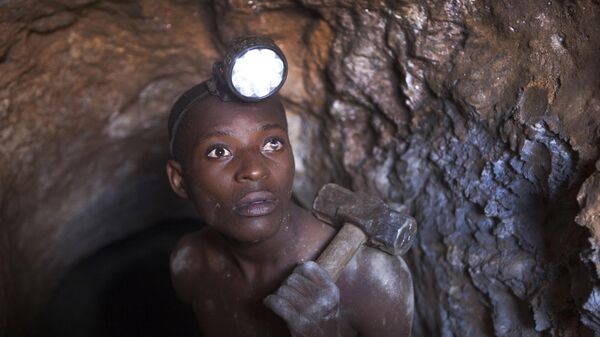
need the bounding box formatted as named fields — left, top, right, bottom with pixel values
left=207, top=145, right=232, bottom=159
left=261, top=137, right=284, bottom=153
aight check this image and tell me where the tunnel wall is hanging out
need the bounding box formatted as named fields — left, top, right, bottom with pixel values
left=0, top=1, right=210, bottom=334
left=1, top=0, right=599, bottom=336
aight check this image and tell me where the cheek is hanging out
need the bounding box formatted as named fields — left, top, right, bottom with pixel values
left=185, top=166, right=232, bottom=222
left=189, top=186, right=223, bottom=223
left=287, top=154, right=295, bottom=186
left=273, top=152, right=295, bottom=191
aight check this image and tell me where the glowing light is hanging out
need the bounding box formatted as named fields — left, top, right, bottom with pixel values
left=231, top=48, right=285, bottom=99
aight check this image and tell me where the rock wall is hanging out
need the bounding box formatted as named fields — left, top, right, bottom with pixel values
left=0, top=0, right=599, bottom=336
left=299, top=1, right=600, bottom=336
left=0, top=1, right=212, bottom=335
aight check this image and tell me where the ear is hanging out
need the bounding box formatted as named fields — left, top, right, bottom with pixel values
left=166, top=160, right=189, bottom=199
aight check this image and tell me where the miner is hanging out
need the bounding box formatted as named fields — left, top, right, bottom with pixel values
left=165, top=36, right=414, bottom=337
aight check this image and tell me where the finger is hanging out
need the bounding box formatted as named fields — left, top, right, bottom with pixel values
left=283, top=279, right=340, bottom=319
left=297, top=261, right=336, bottom=286
left=296, top=262, right=340, bottom=308
left=275, top=284, right=314, bottom=311
left=265, top=295, right=313, bottom=336
left=284, top=272, right=321, bottom=296
left=264, top=294, right=300, bottom=321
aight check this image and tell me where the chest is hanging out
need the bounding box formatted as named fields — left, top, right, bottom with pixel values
left=192, top=278, right=291, bottom=337
left=191, top=278, right=359, bottom=337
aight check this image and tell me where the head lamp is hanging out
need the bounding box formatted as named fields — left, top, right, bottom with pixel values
left=169, top=36, right=288, bottom=158
left=208, top=36, right=288, bottom=102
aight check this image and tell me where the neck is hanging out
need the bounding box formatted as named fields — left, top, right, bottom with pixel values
left=224, top=203, right=306, bottom=282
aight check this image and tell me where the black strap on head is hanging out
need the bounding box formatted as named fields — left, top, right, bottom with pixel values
left=168, top=81, right=210, bottom=158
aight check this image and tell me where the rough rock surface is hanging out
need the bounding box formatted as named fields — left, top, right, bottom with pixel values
left=297, top=1, right=600, bottom=336
left=576, top=161, right=600, bottom=334
left=0, top=1, right=214, bottom=335
left=1, top=0, right=599, bottom=336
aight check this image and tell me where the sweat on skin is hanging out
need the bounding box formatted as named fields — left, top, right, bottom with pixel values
left=166, top=93, right=414, bottom=337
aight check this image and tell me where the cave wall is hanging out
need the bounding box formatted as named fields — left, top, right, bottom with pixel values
left=0, top=1, right=212, bottom=334
left=1, top=0, right=600, bottom=336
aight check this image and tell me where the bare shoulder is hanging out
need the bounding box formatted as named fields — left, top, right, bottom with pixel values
left=170, top=228, right=221, bottom=303
left=338, top=246, right=414, bottom=337
left=349, top=245, right=413, bottom=293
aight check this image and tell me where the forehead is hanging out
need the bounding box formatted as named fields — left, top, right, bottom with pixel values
left=187, top=95, right=287, bottom=134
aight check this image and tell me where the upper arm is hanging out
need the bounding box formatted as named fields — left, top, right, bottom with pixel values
left=170, top=235, right=202, bottom=304
left=340, top=247, right=414, bottom=337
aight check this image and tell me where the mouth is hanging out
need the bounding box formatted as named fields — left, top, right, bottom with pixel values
left=233, top=190, right=279, bottom=217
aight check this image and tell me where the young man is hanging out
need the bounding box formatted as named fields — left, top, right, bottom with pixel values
left=166, top=38, right=413, bottom=337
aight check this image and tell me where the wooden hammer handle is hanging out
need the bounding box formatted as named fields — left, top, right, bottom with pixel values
left=316, top=223, right=367, bottom=282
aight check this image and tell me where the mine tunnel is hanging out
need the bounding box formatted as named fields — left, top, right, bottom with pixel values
left=37, top=219, right=200, bottom=337
left=1, top=0, right=600, bottom=336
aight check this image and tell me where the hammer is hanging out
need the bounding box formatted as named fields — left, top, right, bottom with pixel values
left=313, top=183, right=417, bottom=281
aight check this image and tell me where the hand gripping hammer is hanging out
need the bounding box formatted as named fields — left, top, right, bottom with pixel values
left=313, top=184, right=417, bottom=281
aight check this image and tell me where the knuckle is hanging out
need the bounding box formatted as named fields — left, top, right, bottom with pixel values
left=286, top=273, right=305, bottom=287
left=280, top=285, right=304, bottom=301
left=304, top=260, right=319, bottom=269
left=301, top=261, right=320, bottom=275
left=297, top=261, right=315, bottom=272
left=276, top=285, right=292, bottom=297
left=326, top=283, right=340, bottom=299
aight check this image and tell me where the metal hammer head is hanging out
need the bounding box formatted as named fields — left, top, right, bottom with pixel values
left=312, top=183, right=417, bottom=255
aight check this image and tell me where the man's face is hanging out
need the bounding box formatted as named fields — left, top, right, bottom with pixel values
left=178, top=95, right=295, bottom=244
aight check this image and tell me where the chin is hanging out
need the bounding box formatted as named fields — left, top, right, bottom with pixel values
left=230, top=212, right=287, bottom=244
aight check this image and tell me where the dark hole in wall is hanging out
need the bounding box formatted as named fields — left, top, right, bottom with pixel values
left=36, top=219, right=202, bottom=337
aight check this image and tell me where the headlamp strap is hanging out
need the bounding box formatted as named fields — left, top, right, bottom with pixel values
left=207, top=62, right=235, bottom=102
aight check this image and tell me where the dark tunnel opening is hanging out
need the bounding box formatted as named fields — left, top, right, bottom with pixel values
left=36, top=219, right=202, bottom=337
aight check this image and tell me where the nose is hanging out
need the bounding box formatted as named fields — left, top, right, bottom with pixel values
left=234, top=150, right=269, bottom=183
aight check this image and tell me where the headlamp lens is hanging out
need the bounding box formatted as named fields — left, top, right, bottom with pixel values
left=230, top=48, right=285, bottom=99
